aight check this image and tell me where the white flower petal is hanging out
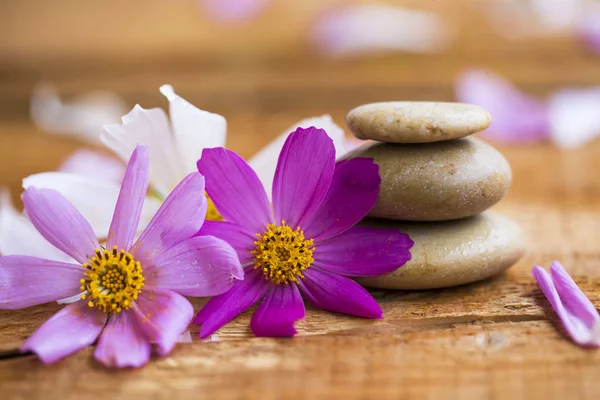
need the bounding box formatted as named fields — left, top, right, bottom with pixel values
left=0, top=189, right=70, bottom=261
left=248, top=115, right=346, bottom=197
left=31, top=83, right=126, bottom=144
left=59, top=149, right=126, bottom=183
left=548, top=87, right=600, bottom=149
left=160, top=85, right=227, bottom=175
left=102, top=105, right=184, bottom=197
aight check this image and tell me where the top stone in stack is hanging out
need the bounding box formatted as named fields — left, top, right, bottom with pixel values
left=345, top=101, right=510, bottom=221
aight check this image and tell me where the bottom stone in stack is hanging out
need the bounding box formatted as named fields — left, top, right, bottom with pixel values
left=356, top=212, right=525, bottom=290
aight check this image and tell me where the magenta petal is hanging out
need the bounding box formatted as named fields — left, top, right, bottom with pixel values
left=532, top=265, right=600, bottom=347
left=22, top=188, right=99, bottom=264
left=197, top=147, right=272, bottom=233
left=94, top=310, right=151, bottom=368
left=106, top=146, right=149, bottom=251
left=146, top=236, right=243, bottom=297
left=132, top=288, right=194, bottom=357
left=0, top=256, right=83, bottom=309
left=302, top=158, right=380, bottom=241
left=550, top=261, right=600, bottom=327
left=132, top=173, right=207, bottom=264
left=314, top=226, right=412, bottom=277
left=21, top=301, right=106, bottom=364
left=455, top=69, right=550, bottom=143
left=194, top=268, right=268, bottom=338
left=272, top=127, right=335, bottom=228
left=299, top=268, right=382, bottom=319
left=250, top=283, right=305, bottom=337
left=196, top=221, right=256, bottom=264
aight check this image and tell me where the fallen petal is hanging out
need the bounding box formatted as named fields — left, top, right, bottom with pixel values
left=548, top=87, right=600, bottom=148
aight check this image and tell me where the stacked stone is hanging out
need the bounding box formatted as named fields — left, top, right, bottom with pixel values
left=343, top=102, right=525, bottom=290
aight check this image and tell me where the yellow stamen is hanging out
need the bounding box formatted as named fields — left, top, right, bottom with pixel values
left=80, top=246, right=144, bottom=313
left=252, top=220, right=315, bottom=284
left=205, top=192, right=223, bottom=221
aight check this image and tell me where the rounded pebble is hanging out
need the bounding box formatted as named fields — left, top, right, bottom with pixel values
left=346, top=101, right=491, bottom=143
left=355, top=212, right=525, bottom=290
left=343, top=137, right=512, bottom=221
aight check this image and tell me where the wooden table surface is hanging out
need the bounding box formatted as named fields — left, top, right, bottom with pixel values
left=1, top=1, right=600, bottom=399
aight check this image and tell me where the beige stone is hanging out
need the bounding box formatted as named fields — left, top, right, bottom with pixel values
left=343, top=137, right=511, bottom=221
left=346, top=102, right=491, bottom=143
left=356, top=212, right=525, bottom=290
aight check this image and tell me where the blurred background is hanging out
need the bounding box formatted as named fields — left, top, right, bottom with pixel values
left=1, top=0, right=600, bottom=202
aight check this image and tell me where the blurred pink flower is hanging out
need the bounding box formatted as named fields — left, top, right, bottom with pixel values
left=199, top=0, right=269, bottom=23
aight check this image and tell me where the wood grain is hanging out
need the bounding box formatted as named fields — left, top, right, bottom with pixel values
left=1, top=0, right=600, bottom=398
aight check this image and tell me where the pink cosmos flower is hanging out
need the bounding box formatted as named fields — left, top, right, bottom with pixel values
left=533, top=261, right=600, bottom=347
left=194, top=127, right=413, bottom=338
left=0, top=146, right=244, bottom=367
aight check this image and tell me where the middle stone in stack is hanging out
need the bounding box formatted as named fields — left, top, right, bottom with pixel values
left=343, top=101, right=525, bottom=290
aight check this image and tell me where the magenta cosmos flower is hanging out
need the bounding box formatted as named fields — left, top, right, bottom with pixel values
left=0, top=146, right=243, bottom=367
left=194, top=127, right=413, bottom=337
left=533, top=262, right=600, bottom=347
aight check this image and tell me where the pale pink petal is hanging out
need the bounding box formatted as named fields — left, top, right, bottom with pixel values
left=455, top=69, right=550, bottom=143
left=59, top=149, right=125, bottom=183
left=22, top=188, right=99, bottom=264
left=532, top=265, right=600, bottom=347
left=248, top=115, right=346, bottom=197
left=0, top=255, right=82, bottom=309
left=0, top=189, right=70, bottom=261
left=132, top=173, right=207, bottom=264
left=200, top=0, right=269, bottom=23
left=21, top=301, right=107, bottom=364
left=94, top=311, right=151, bottom=368
left=272, top=127, right=335, bottom=228
left=178, top=331, right=193, bottom=343
left=31, top=83, right=126, bottom=144
left=196, top=221, right=257, bottom=265
left=311, top=5, right=451, bottom=57
left=580, top=9, right=600, bottom=52
left=146, top=235, right=243, bottom=297
left=106, top=146, right=150, bottom=251
left=197, top=148, right=273, bottom=233
left=250, top=283, right=305, bottom=337
left=194, top=268, right=268, bottom=338
left=102, top=105, right=184, bottom=197
left=132, top=288, right=194, bottom=357
left=160, top=85, right=227, bottom=174
left=548, top=87, right=600, bottom=148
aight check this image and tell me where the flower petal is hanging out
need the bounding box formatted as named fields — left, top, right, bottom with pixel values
left=580, top=8, right=600, bottom=53
left=0, top=190, right=70, bottom=261
left=250, top=283, right=305, bottom=337
left=248, top=115, right=347, bottom=198
left=302, top=158, right=380, bottom=241
left=131, top=173, right=207, bottom=264
left=94, top=310, right=151, bottom=368
left=197, top=148, right=272, bottom=233
left=102, top=105, right=184, bottom=197
left=59, top=149, right=125, bottom=183
left=548, top=87, right=600, bottom=149
left=146, top=235, right=243, bottom=297
left=194, top=268, right=268, bottom=338
left=196, top=221, right=256, bottom=265
left=299, top=268, right=382, bottom=319
left=0, top=256, right=83, bottom=309
left=132, top=288, right=194, bottom=357
left=106, top=146, right=150, bottom=251
left=272, top=127, right=335, bottom=228
left=22, top=187, right=99, bottom=264
left=550, top=261, right=600, bottom=333
left=160, top=85, right=227, bottom=174
left=200, top=0, right=269, bottom=23
left=21, top=301, right=106, bottom=364
left=532, top=265, right=600, bottom=347
left=313, top=226, right=412, bottom=277
left=23, top=172, right=160, bottom=240
left=455, top=69, right=550, bottom=143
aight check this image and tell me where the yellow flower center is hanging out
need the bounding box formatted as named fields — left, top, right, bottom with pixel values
left=252, top=221, right=315, bottom=284
left=80, top=246, right=144, bottom=313
left=205, top=193, right=222, bottom=221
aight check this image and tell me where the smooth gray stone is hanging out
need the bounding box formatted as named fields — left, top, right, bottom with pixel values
left=356, top=212, right=525, bottom=290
